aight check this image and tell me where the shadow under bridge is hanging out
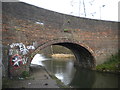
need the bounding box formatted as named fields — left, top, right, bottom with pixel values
left=52, top=42, right=95, bottom=69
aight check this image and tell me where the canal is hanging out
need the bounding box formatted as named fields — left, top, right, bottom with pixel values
left=31, top=54, right=119, bottom=88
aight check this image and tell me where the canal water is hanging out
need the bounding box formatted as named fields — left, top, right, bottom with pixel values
left=31, top=54, right=119, bottom=88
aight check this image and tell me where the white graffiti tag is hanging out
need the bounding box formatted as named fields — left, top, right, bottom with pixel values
left=22, top=57, right=28, bottom=65
left=9, top=43, right=35, bottom=55
left=11, top=54, right=22, bottom=67
left=27, top=45, right=35, bottom=50
left=10, top=54, right=28, bottom=68
left=9, top=43, right=35, bottom=68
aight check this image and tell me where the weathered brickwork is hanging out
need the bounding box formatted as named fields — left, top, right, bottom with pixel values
left=2, top=2, right=119, bottom=77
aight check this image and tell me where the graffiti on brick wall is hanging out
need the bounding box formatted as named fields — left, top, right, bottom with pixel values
left=10, top=54, right=28, bottom=68
left=9, top=43, right=35, bottom=55
left=10, top=54, right=22, bottom=68
left=9, top=43, right=35, bottom=68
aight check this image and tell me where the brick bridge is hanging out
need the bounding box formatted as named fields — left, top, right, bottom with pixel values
left=2, top=2, right=119, bottom=77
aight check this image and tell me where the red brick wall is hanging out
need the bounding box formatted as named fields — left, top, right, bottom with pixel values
left=2, top=2, right=119, bottom=77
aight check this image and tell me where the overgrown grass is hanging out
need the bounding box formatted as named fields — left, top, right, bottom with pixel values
left=96, top=50, right=120, bottom=72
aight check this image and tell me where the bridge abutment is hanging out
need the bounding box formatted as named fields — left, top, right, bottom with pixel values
left=2, top=2, right=119, bottom=77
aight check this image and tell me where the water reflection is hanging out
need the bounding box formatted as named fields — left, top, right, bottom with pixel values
left=31, top=54, right=50, bottom=66
left=43, top=58, right=76, bottom=85
left=31, top=54, right=119, bottom=88
left=43, top=58, right=119, bottom=88
left=92, top=72, right=119, bottom=88
left=69, top=68, right=96, bottom=88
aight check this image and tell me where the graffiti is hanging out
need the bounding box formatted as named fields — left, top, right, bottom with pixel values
left=9, top=43, right=35, bottom=68
left=27, top=45, right=35, bottom=50
left=10, top=43, right=29, bottom=55
left=10, top=54, right=22, bottom=68
left=10, top=54, right=28, bottom=68
left=22, top=56, right=28, bottom=65
left=9, top=43, right=35, bottom=55
left=9, top=49, right=14, bottom=56
left=35, top=21, right=44, bottom=25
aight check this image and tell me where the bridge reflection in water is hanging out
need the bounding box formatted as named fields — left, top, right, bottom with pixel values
left=30, top=54, right=119, bottom=88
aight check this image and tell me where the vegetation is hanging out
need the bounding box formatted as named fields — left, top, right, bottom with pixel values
left=21, top=71, right=30, bottom=78
left=63, top=29, right=70, bottom=32
left=96, top=50, right=120, bottom=73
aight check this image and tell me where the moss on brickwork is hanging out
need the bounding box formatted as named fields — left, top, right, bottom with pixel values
left=96, top=50, right=120, bottom=73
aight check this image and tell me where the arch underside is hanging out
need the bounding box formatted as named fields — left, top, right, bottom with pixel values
left=53, top=43, right=95, bottom=69
left=31, top=39, right=96, bottom=69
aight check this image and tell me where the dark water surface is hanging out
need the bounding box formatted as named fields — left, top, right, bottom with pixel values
left=42, top=58, right=119, bottom=88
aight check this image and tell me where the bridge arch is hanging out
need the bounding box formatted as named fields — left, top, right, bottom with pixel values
left=29, top=38, right=96, bottom=69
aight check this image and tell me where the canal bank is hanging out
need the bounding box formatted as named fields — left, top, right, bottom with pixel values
left=2, top=65, right=60, bottom=88
left=2, top=52, right=120, bottom=88
left=2, top=62, right=119, bottom=89
left=42, top=56, right=119, bottom=88
left=95, top=50, right=120, bottom=75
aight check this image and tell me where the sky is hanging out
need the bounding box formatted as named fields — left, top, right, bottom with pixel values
left=19, top=0, right=120, bottom=22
